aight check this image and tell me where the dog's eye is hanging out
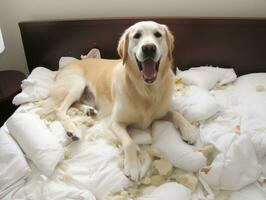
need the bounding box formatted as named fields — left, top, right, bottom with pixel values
left=154, top=31, right=162, bottom=38
left=133, top=33, right=141, bottom=39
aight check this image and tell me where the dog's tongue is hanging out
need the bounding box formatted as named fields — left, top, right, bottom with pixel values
left=141, top=59, right=156, bottom=79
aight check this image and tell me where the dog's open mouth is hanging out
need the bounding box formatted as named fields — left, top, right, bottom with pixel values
left=136, top=57, right=160, bottom=84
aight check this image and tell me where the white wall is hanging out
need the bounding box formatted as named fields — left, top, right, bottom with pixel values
left=1, top=0, right=266, bottom=74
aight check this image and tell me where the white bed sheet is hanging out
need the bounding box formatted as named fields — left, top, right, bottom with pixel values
left=198, top=73, right=266, bottom=199
left=1, top=65, right=266, bottom=200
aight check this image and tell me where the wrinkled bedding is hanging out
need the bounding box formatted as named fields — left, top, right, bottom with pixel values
left=1, top=52, right=266, bottom=199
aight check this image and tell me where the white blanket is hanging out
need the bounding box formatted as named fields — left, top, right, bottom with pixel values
left=6, top=113, right=64, bottom=176
left=137, top=182, right=191, bottom=200
left=57, top=139, right=130, bottom=199
left=198, top=73, right=266, bottom=199
left=12, top=67, right=56, bottom=105
left=0, top=125, right=31, bottom=198
left=1, top=65, right=266, bottom=199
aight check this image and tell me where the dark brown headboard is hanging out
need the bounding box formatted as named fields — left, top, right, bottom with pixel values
left=19, top=18, right=266, bottom=75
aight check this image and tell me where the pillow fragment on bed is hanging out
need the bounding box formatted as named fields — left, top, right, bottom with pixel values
left=59, top=48, right=101, bottom=68
left=152, top=121, right=207, bottom=172
left=172, top=86, right=219, bottom=122
left=137, top=182, right=191, bottom=200
left=0, top=125, right=31, bottom=196
left=129, top=128, right=152, bottom=145
left=6, top=113, right=64, bottom=176
left=59, top=57, right=78, bottom=68
left=13, top=67, right=55, bottom=105
left=178, top=66, right=237, bottom=90
left=81, top=48, right=101, bottom=59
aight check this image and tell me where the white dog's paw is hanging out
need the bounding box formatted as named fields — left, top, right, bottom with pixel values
left=124, top=157, right=141, bottom=182
left=181, top=125, right=199, bottom=145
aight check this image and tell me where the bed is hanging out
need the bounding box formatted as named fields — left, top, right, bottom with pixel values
left=1, top=18, right=266, bottom=200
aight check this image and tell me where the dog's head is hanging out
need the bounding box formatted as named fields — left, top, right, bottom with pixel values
left=117, top=21, right=174, bottom=85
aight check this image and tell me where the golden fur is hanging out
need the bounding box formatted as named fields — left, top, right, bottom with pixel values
left=41, top=21, right=198, bottom=181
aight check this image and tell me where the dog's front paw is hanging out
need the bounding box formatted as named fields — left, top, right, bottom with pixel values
left=181, top=125, right=199, bottom=145
left=124, top=156, right=141, bottom=182
left=86, top=107, right=98, bottom=117
left=65, top=127, right=82, bottom=142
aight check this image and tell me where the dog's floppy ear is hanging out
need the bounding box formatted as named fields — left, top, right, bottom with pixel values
left=117, top=29, right=129, bottom=65
left=162, top=25, right=174, bottom=61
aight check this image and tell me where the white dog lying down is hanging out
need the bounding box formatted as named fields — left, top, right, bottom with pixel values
left=39, top=21, right=198, bottom=181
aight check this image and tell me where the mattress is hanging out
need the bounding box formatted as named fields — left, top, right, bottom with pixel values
left=1, top=52, right=266, bottom=200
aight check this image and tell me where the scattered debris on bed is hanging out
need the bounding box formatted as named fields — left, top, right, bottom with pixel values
left=103, top=77, right=219, bottom=199
left=106, top=139, right=213, bottom=199
left=256, top=84, right=265, bottom=92
left=5, top=57, right=266, bottom=200
left=234, top=124, right=241, bottom=134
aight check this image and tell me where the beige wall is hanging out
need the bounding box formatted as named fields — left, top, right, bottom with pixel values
left=1, top=0, right=266, bottom=75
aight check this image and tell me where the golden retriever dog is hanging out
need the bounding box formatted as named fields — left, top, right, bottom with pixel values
left=41, top=21, right=198, bottom=181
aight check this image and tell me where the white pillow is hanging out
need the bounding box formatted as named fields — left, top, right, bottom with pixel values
left=81, top=48, right=101, bottom=59
left=58, top=57, right=78, bottom=68
left=171, top=86, right=219, bottom=122
left=13, top=67, right=55, bottom=105
left=6, top=113, right=64, bottom=176
left=178, top=66, right=237, bottom=90
left=137, top=182, right=191, bottom=200
left=129, top=128, right=152, bottom=145
left=0, top=125, right=31, bottom=194
left=59, top=48, right=101, bottom=68
left=152, top=121, right=207, bottom=172
left=49, top=121, right=69, bottom=146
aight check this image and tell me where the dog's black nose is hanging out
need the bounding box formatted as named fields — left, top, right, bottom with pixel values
left=142, top=44, right=156, bottom=58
